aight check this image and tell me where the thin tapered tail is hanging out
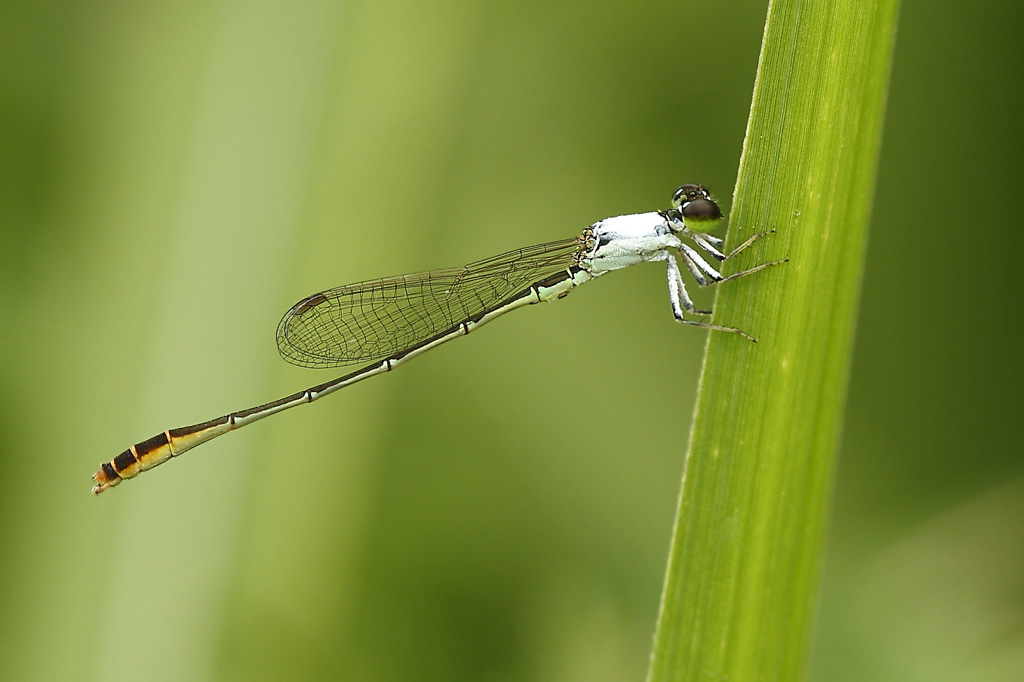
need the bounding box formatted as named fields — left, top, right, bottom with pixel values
left=91, top=391, right=306, bottom=494
left=92, top=418, right=235, bottom=494
left=92, top=264, right=590, bottom=494
left=91, top=360, right=390, bottom=494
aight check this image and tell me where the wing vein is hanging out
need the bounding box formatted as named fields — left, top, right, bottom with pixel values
left=275, top=237, right=586, bottom=369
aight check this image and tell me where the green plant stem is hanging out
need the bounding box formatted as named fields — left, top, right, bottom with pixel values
left=647, top=0, right=899, bottom=680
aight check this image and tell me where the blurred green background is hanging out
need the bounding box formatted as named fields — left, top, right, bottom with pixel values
left=1, top=1, right=1020, bottom=680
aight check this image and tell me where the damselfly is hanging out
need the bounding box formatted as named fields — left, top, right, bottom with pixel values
left=92, top=184, right=784, bottom=494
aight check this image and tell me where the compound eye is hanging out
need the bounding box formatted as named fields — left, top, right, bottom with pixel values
left=681, top=197, right=722, bottom=223
left=671, top=183, right=704, bottom=209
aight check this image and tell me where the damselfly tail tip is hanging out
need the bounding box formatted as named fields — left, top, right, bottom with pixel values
left=91, top=468, right=120, bottom=495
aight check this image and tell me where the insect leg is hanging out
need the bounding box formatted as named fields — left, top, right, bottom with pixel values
left=679, top=243, right=787, bottom=287
left=665, top=253, right=710, bottom=316
left=692, top=230, right=774, bottom=262
left=666, top=255, right=756, bottom=341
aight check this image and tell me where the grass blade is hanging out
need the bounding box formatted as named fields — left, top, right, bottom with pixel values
left=647, top=0, right=900, bottom=680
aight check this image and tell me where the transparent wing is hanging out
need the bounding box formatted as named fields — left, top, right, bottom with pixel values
left=276, top=237, right=587, bottom=368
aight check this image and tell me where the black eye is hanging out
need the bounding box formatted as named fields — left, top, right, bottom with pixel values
left=681, top=198, right=722, bottom=222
